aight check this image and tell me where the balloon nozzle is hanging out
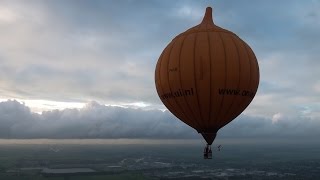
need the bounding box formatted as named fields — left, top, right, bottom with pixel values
left=201, top=7, right=214, bottom=24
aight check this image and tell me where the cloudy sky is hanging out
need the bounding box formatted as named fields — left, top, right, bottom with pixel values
left=0, top=0, right=319, bottom=140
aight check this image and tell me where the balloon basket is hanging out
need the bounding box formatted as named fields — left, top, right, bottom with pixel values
left=203, top=144, right=212, bottom=159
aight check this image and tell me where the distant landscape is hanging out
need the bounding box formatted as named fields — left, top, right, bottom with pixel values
left=0, top=139, right=319, bottom=180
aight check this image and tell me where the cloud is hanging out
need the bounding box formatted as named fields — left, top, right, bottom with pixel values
left=0, top=100, right=319, bottom=140
left=220, top=113, right=320, bottom=140
left=272, top=113, right=284, bottom=124
left=0, top=0, right=319, bottom=141
left=0, top=100, right=196, bottom=139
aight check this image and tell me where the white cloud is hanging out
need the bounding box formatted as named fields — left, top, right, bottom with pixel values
left=175, top=5, right=203, bottom=20
left=272, top=113, right=284, bottom=124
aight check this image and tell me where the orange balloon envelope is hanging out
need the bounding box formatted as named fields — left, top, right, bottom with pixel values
left=155, top=7, right=259, bottom=145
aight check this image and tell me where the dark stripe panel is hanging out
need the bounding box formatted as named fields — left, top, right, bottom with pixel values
left=216, top=33, right=239, bottom=127
left=159, top=42, right=192, bottom=126
left=168, top=36, right=197, bottom=129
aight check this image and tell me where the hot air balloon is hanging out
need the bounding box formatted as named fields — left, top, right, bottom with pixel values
left=155, top=7, right=259, bottom=159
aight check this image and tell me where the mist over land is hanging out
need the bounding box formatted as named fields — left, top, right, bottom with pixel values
left=0, top=139, right=319, bottom=180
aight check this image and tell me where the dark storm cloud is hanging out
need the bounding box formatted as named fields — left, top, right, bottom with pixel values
left=0, top=100, right=319, bottom=139
left=0, top=100, right=196, bottom=139
left=220, top=114, right=320, bottom=139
